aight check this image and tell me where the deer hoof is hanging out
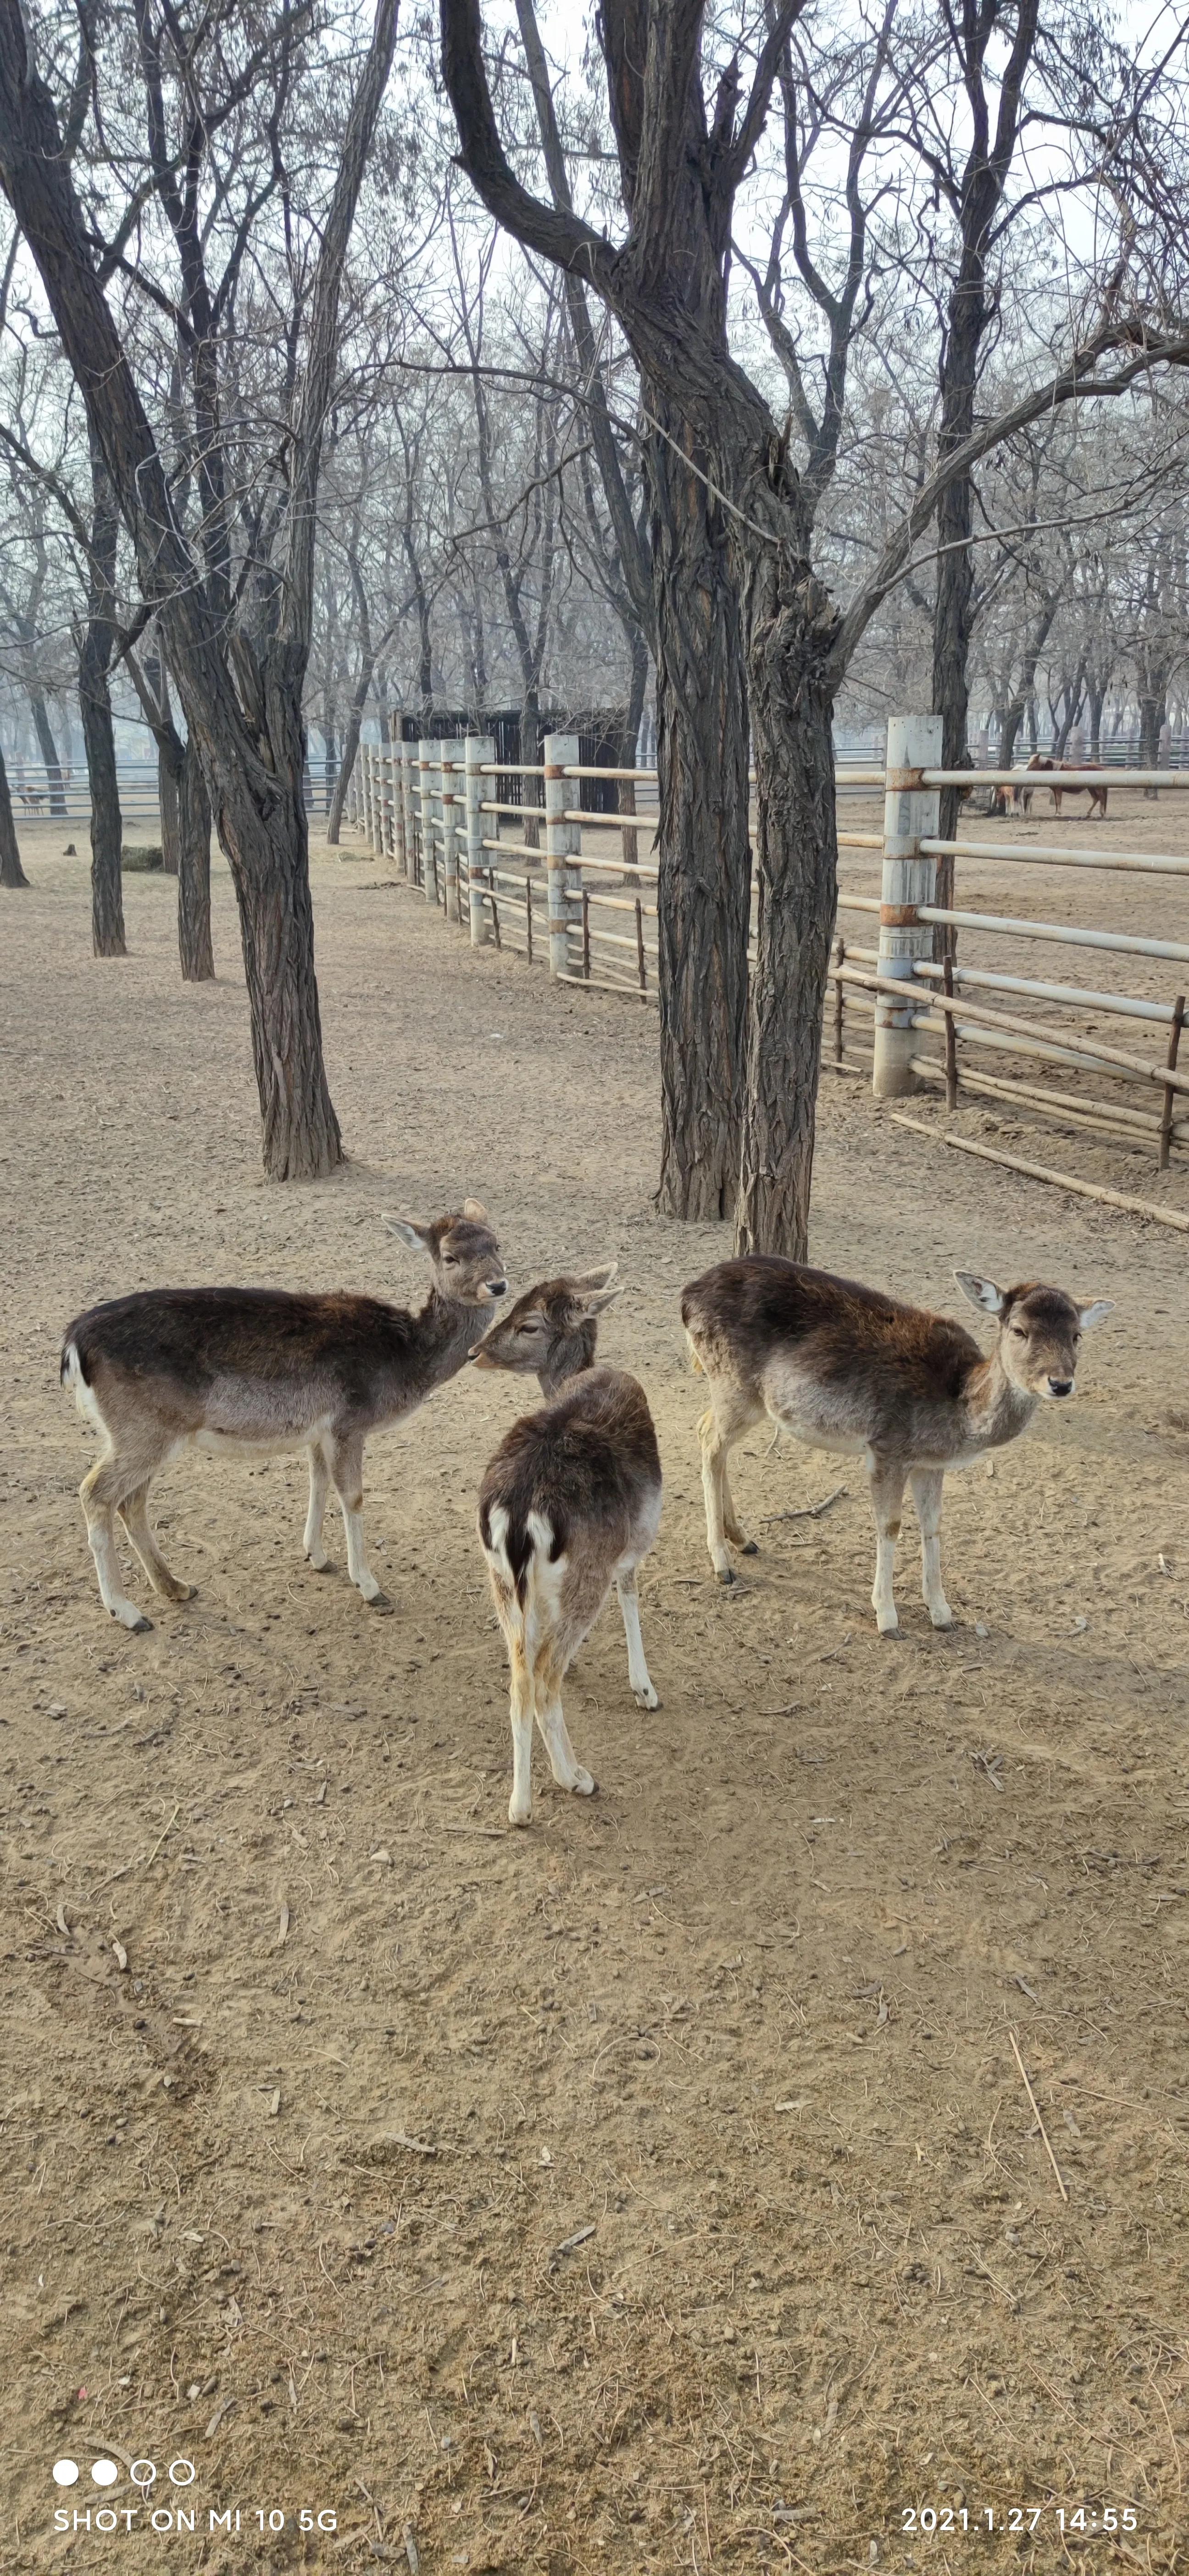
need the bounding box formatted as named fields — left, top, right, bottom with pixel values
left=572, top=1767, right=597, bottom=1797
left=363, top=1590, right=393, bottom=1614
left=508, top=1801, right=533, bottom=1828
left=740, top=1538, right=759, bottom=1556
left=633, top=1683, right=660, bottom=1711
left=716, top=1566, right=736, bottom=1586
left=129, top=1613, right=154, bottom=1634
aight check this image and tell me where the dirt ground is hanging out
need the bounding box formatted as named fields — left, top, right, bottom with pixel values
left=3, top=810, right=1189, bottom=2576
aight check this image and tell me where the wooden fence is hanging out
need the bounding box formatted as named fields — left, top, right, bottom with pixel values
left=347, top=719, right=1189, bottom=1194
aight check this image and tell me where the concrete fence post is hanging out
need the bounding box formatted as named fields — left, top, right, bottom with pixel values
left=380, top=729, right=394, bottom=860
left=465, top=736, right=495, bottom=945
left=544, top=733, right=581, bottom=979
left=417, top=741, right=436, bottom=901
left=391, top=726, right=407, bottom=875
left=439, top=741, right=463, bottom=923
left=872, top=713, right=942, bottom=1098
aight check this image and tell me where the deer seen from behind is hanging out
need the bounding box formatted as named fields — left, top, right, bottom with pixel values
left=61, top=1203, right=507, bottom=1630
left=681, top=1258, right=1112, bottom=1635
left=472, top=1270, right=662, bottom=1826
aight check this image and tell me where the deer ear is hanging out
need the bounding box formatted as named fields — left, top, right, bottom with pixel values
left=571, top=1262, right=619, bottom=1291
left=1078, top=1298, right=1114, bottom=1332
left=462, top=1197, right=490, bottom=1223
left=383, top=1213, right=433, bottom=1252
left=577, top=1283, right=623, bottom=1317
left=954, top=1271, right=1006, bottom=1317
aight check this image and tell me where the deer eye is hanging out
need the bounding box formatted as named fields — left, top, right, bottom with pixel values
left=1009, top=1325, right=1027, bottom=1337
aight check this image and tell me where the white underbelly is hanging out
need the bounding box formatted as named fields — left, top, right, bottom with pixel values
left=778, top=1425, right=868, bottom=1459
left=193, top=1420, right=331, bottom=1459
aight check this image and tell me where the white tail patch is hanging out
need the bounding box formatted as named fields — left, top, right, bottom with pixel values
left=63, top=1344, right=106, bottom=1438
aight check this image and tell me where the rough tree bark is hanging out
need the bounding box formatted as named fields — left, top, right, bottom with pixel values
left=649, top=415, right=751, bottom=1218
left=23, top=668, right=66, bottom=816
left=0, top=740, right=28, bottom=884
left=0, top=0, right=399, bottom=1176
left=546, top=0, right=752, bottom=1218
left=930, top=0, right=1039, bottom=956
left=128, top=644, right=214, bottom=977
left=78, top=436, right=125, bottom=957
left=733, top=522, right=839, bottom=1256
left=175, top=736, right=213, bottom=979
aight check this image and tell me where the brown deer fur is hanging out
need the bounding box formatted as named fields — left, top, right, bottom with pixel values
left=61, top=1204, right=506, bottom=1630
left=472, top=1271, right=662, bottom=1825
left=681, top=1258, right=1112, bottom=1633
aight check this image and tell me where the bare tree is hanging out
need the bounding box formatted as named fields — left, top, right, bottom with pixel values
left=0, top=0, right=400, bottom=1177
left=442, top=0, right=1189, bottom=1254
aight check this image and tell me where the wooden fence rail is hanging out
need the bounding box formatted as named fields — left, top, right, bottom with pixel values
left=344, top=721, right=1189, bottom=1177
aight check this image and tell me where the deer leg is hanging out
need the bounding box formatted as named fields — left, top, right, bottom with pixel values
left=326, top=1434, right=382, bottom=1604
left=909, top=1467, right=952, bottom=1628
left=532, top=1641, right=595, bottom=1798
left=303, top=1439, right=331, bottom=1570
left=508, top=1640, right=535, bottom=1827
left=699, top=1393, right=759, bottom=1583
left=117, top=1483, right=195, bottom=1602
left=721, top=1462, right=757, bottom=1555
left=616, top=1565, right=659, bottom=1709
left=867, top=1455, right=908, bottom=1635
left=80, top=1456, right=152, bottom=1632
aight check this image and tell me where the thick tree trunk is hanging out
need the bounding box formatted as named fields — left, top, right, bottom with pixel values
left=178, top=737, right=213, bottom=981
left=617, top=623, right=650, bottom=869
left=79, top=440, right=125, bottom=957
left=78, top=639, right=125, bottom=956
left=1087, top=682, right=1105, bottom=760
left=160, top=746, right=180, bottom=874
left=0, top=742, right=28, bottom=884
left=1139, top=686, right=1167, bottom=800
left=147, top=654, right=179, bottom=875
left=734, top=563, right=838, bottom=1260
left=327, top=698, right=366, bottom=844
left=650, top=415, right=751, bottom=1223
left=931, top=454, right=973, bottom=960
left=211, top=662, right=341, bottom=1177
left=520, top=690, right=542, bottom=849
left=27, top=685, right=66, bottom=816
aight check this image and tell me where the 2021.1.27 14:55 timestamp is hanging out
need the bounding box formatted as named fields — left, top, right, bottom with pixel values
left=900, top=2505, right=1139, bottom=2536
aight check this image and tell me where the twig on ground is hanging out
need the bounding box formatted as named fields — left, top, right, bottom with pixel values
left=1009, top=2028, right=1069, bottom=2200
left=760, top=1485, right=848, bottom=1527
left=144, top=1804, right=180, bottom=1871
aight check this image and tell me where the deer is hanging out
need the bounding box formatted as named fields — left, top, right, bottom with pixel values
left=61, top=1203, right=507, bottom=1632
left=681, top=1259, right=1113, bottom=1636
left=471, top=1269, right=662, bottom=1826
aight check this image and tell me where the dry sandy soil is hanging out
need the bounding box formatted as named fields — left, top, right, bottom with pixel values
left=2, top=809, right=1189, bottom=2576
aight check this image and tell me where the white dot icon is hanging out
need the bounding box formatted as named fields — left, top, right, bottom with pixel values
left=52, top=2460, right=79, bottom=2486
left=92, top=2459, right=119, bottom=2486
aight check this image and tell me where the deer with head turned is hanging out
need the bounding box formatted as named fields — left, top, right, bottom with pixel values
left=471, top=1269, right=662, bottom=1826
left=681, top=1259, right=1112, bottom=1635
left=61, top=1202, right=507, bottom=1631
